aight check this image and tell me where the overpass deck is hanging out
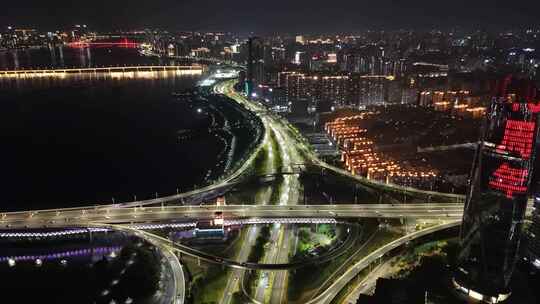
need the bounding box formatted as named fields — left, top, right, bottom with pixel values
left=0, top=203, right=468, bottom=229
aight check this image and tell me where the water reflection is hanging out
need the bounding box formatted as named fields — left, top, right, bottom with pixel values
left=0, top=46, right=182, bottom=70
left=0, top=229, right=129, bottom=264
left=58, top=45, right=64, bottom=66
left=0, top=228, right=164, bottom=304
left=0, top=246, right=122, bottom=263
left=0, top=70, right=219, bottom=211
left=0, top=68, right=203, bottom=91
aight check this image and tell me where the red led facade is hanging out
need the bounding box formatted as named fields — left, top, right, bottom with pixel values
left=528, top=103, right=540, bottom=113
left=488, top=101, right=539, bottom=199
left=456, top=77, right=540, bottom=298
left=495, top=120, right=535, bottom=160
left=488, top=163, right=528, bottom=198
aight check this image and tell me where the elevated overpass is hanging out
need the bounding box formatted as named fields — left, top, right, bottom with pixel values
left=114, top=223, right=361, bottom=271
left=307, top=220, right=461, bottom=304
left=0, top=203, right=468, bottom=229
left=215, top=80, right=466, bottom=204
left=0, top=74, right=477, bottom=303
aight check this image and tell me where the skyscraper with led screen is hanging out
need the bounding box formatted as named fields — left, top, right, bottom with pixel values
left=454, top=77, right=540, bottom=303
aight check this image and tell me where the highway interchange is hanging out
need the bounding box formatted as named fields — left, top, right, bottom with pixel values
left=0, top=203, right=466, bottom=229
left=1, top=76, right=476, bottom=304
left=217, top=81, right=307, bottom=304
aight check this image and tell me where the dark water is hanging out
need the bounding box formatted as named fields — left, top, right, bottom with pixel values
left=0, top=70, right=242, bottom=211
left=0, top=45, right=178, bottom=70
left=0, top=230, right=163, bottom=304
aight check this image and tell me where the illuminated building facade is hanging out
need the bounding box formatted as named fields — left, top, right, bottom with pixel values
left=246, top=37, right=264, bottom=97
left=349, top=74, right=386, bottom=106
left=341, top=45, right=406, bottom=77
left=454, top=77, right=540, bottom=303
left=277, top=72, right=351, bottom=107
left=325, top=114, right=436, bottom=188
left=418, top=90, right=486, bottom=117
left=277, top=72, right=396, bottom=108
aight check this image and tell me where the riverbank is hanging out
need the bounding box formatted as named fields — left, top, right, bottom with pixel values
left=0, top=74, right=262, bottom=211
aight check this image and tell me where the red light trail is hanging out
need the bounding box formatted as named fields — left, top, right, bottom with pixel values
left=67, top=38, right=140, bottom=49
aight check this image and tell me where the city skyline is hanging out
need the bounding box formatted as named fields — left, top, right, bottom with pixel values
left=3, top=4, right=540, bottom=303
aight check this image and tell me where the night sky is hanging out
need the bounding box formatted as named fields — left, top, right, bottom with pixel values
left=2, top=0, right=539, bottom=33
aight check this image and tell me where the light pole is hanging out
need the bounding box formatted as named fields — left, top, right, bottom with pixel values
left=403, top=191, right=407, bottom=204
left=354, top=184, right=358, bottom=204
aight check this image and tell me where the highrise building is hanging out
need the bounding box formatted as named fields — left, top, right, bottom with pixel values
left=349, top=74, right=387, bottom=106
left=341, top=45, right=405, bottom=77
left=246, top=37, right=264, bottom=97
left=270, top=87, right=288, bottom=107
left=277, top=72, right=351, bottom=107
left=293, top=51, right=305, bottom=66
left=277, top=72, right=396, bottom=108
left=454, top=77, right=540, bottom=303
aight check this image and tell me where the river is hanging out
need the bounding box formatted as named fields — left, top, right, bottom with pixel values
left=0, top=47, right=253, bottom=211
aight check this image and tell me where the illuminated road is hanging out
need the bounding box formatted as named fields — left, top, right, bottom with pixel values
left=112, top=225, right=309, bottom=271
left=217, top=80, right=464, bottom=202
left=0, top=88, right=268, bottom=217
left=111, top=225, right=186, bottom=304
left=219, top=223, right=261, bottom=304
left=157, top=241, right=186, bottom=304
left=306, top=221, right=461, bottom=304
left=344, top=257, right=395, bottom=303
left=308, top=231, right=378, bottom=301
left=216, top=80, right=306, bottom=303
left=220, top=123, right=276, bottom=304
left=269, top=124, right=303, bottom=304
left=215, top=78, right=464, bottom=204
left=314, top=159, right=465, bottom=202
left=213, top=78, right=467, bottom=303
left=227, top=83, right=299, bottom=303
left=0, top=76, right=464, bottom=217
left=0, top=203, right=482, bottom=230
left=0, top=69, right=475, bottom=304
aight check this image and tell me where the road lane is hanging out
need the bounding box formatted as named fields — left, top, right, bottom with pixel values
left=306, top=221, right=461, bottom=304
left=0, top=204, right=470, bottom=229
